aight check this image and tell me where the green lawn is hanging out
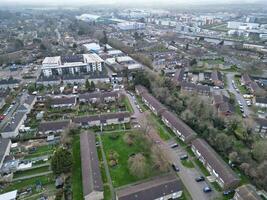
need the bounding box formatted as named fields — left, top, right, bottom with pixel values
left=2, top=174, right=54, bottom=193
left=234, top=76, right=250, bottom=94
left=104, top=185, right=111, bottom=200
left=71, top=136, right=83, bottom=200
left=211, top=181, right=222, bottom=192
left=193, top=158, right=210, bottom=176
left=123, top=96, right=134, bottom=113
left=13, top=166, right=50, bottom=179
left=148, top=114, right=172, bottom=141
left=101, top=131, right=161, bottom=187
left=181, top=159, right=194, bottom=168
left=24, top=145, right=55, bottom=159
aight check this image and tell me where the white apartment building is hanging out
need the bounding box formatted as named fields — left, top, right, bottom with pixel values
left=42, top=53, right=104, bottom=77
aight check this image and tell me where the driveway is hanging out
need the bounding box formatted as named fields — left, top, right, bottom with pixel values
left=124, top=90, right=219, bottom=200
left=226, top=73, right=251, bottom=116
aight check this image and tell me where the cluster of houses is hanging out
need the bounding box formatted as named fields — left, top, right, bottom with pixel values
left=1, top=95, right=36, bottom=138
left=135, top=85, right=241, bottom=190
left=48, top=91, right=120, bottom=109
left=38, top=112, right=131, bottom=134
left=79, top=131, right=183, bottom=200
left=213, top=94, right=234, bottom=116
left=241, top=73, right=261, bottom=95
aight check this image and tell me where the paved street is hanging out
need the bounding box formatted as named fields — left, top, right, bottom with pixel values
left=226, top=73, right=251, bottom=116
left=124, top=90, right=219, bottom=200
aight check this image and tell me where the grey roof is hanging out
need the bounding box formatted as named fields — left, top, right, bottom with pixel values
left=242, top=73, right=252, bottom=84
left=73, top=112, right=130, bottom=125
left=196, top=84, right=210, bottom=93
left=180, top=82, right=196, bottom=90
left=50, top=97, right=76, bottom=106
left=255, top=97, right=267, bottom=104
left=254, top=118, right=267, bottom=127
left=250, top=82, right=260, bottom=91
left=235, top=184, right=262, bottom=200
left=213, top=94, right=229, bottom=105
left=211, top=71, right=223, bottom=82
left=0, top=138, right=11, bottom=162
left=218, top=102, right=234, bottom=113
left=142, top=92, right=166, bottom=114
left=173, top=68, right=185, bottom=83
left=24, top=95, right=36, bottom=106
left=192, top=138, right=240, bottom=187
left=2, top=111, right=27, bottom=133
left=17, top=104, right=28, bottom=112
left=80, top=131, right=103, bottom=197
left=135, top=85, right=148, bottom=95
left=79, top=91, right=118, bottom=101
left=161, top=110, right=197, bottom=141
left=116, top=174, right=181, bottom=200
left=38, top=120, right=70, bottom=133
left=0, top=78, right=20, bottom=85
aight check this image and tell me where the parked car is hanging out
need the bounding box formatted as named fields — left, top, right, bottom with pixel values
left=170, top=143, right=178, bottom=148
left=172, top=163, right=179, bottom=172
left=180, top=154, right=188, bottom=160
left=195, top=176, right=205, bottom=182
left=240, top=109, right=244, bottom=113
left=242, top=114, right=247, bottom=118
left=203, top=186, right=212, bottom=193
left=0, top=115, right=5, bottom=121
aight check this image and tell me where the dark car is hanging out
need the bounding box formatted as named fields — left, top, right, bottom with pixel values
left=172, top=163, right=179, bottom=172
left=180, top=154, right=188, bottom=160
left=195, top=176, right=205, bottom=182
left=170, top=143, right=178, bottom=148
left=203, top=186, right=212, bottom=193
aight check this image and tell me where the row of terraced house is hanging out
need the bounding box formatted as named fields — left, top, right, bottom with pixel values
left=135, top=85, right=241, bottom=190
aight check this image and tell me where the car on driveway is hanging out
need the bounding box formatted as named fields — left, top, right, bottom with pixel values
left=203, top=186, right=212, bottom=193
left=172, top=163, right=180, bottom=172
left=195, top=176, right=205, bottom=182
left=170, top=143, right=178, bottom=148
left=223, top=190, right=234, bottom=196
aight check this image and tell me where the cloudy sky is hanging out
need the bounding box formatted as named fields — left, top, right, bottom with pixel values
left=0, top=0, right=265, bottom=6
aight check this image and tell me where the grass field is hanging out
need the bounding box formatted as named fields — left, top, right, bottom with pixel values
left=2, top=174, right=54, bottom=193
left=148, top=114, right=173, bottom=140
left=13, top=166, right=50, bottom=179
left=193, top=158, right=210, bottom=176
left=71, top=136, right=83, bottom=200
left=24, top=145, right=55, bottom=159
left=101, top=131, right=160, bottom=187
left=123, top=96, right=134, bottom=113
left=181, top=159, right=194, bottom=168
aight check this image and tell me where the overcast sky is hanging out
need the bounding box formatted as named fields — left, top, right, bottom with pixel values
left=0, top=0, right=265, bottom=6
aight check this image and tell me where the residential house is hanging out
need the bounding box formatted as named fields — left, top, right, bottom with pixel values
left=211, top=71, right=224, bottom=88
left=254, top=118, right=267, bottom=138
left=0, top=190, right=17, bottom=200
left=249, top=81, right=261, bottom=94
left=38, top=120, right=70, bottom=134
left=0, top=138, right=11, bottom=169
left=1, top=111, right=27, bottom=138
left=0, top=78, right=20, bottom=89
left=233, top=184, right=262, bottom=200
left=141, top=93, right=166, bottom=116
left=79, top=91, right=119, bottom=104
left=161, top=110, right=196, bottom=143
left=135, top=85, right=148, bottom=96
left=241, top=73, right=252, bottom=86
left=80, top=132, right=103, bottom=200
left=73, top=112, right=131, bottom=128
left=213, top=94, right=234, bottom=116
left=180, top=82, right=210, bottom=96
left=50, top=97, right=77, bottom=108
left=116, top=174, right=182, bottom=200
left=255, top=97, right=267, bottom=108
left=173, top=68, right=185, bottom=85
left=191, top=138, right=240, bottom=190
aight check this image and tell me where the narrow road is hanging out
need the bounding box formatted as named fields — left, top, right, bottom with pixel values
left=226, top=73, right=251, bottom=116
left=97, top=133, right=116, bottom=200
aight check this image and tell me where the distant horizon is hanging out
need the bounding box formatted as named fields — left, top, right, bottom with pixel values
left=0, top=0, right=266, bottom=7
